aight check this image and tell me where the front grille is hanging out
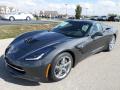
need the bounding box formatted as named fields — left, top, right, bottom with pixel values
left=5, top=57, right=25, bottom=74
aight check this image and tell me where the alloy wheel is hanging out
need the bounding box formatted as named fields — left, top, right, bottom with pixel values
left=54, top=56, right=72, bottom=79
left=109, top=36, right=116, bottom=51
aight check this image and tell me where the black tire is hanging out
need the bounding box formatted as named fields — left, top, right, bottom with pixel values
left=26, top=16, right=31, bottom=21
left=9, top=16, right=15, bottom=21
left=106, top=35, right=116, bottom=51
left=49, top=52, right=73, bottom=82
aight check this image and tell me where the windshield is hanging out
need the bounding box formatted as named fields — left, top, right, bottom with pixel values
left=52, top=21, right=92, bottom=37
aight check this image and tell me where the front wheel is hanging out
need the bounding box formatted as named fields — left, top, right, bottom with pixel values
left=26, top=16, right=31, bottom=21
left=49, top=52, right=73, bottom=82
left=106, top=35, right=116, bottom=51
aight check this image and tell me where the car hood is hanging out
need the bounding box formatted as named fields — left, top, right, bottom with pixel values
left=6, top=31, right=71, bottom=60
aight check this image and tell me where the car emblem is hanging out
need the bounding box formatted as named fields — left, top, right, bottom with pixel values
left=25, top=37, right=33, bottom=44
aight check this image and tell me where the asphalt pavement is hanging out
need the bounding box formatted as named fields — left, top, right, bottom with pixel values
left=0, top=19, right=60, bottom=25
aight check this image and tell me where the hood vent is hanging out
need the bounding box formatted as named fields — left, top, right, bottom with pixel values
left=25, top=37, right=34, bottom=44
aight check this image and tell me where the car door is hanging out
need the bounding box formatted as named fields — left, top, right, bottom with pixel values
left=75, top=24, right=96, bottom=55
left=17, top=12, right=25, bottom=20
left=89, top=23, right=107, bottom=53
left=77, top=23, right=106, bottom=55
left=20, top=12, right=26, bottom=19
left=11, top=12, right=19, bottom=19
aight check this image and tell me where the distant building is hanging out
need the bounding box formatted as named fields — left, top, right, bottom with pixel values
left=39, top=11, right=44, bottom=16
left=58, top=14, right=68, bottom=19
left=0, top=5, right=16, bottom=14
left=39, top=10, right=58, bottom=18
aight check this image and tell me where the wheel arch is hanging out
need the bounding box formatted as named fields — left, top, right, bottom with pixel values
left=56, top=50, right=76, bottom=68
left=48, top=49, right=76, bottom=81
left=9, top=16, right=15, bottom=19
left=9, top=16, right=15, bottom=20
left=26, top=16, right=31, bottom=19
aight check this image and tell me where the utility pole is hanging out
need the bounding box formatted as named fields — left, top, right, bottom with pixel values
left=65, top=4, right=68, bottom=18
left=85, top=7, right=88, bottom=17
left=116, top=3, right=120, bottom=15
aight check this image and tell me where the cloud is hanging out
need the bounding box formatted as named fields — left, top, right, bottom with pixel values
left=25, top=0, right=36, bottom=6
left=0, top=0, right=120, bottom=15
left=91, top=0, right=120, bottom=15
left=0, top=1, right=16, bottom=6
left=99, top=0, right=116, bottom=7
left=78, top=0, right=120, bottom=16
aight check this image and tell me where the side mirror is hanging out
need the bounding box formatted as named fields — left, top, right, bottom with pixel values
left=91, top=32, right=103, bottom=39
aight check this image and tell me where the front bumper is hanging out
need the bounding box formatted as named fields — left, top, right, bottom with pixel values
left=4, top=56, right=49, bottom=82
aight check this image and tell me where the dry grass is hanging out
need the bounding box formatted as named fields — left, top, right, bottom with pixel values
left=0, top=23, right=58, bottom=39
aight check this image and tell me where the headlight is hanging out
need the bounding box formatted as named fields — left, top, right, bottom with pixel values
left=25, top=53, right=45, bottom=61
left=25, top=45, right=55, bottom=61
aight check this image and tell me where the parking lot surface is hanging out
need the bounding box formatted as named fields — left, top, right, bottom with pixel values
left=0, top=22, right=120, bottom=90
left=0, top=20, right=60, bottom=25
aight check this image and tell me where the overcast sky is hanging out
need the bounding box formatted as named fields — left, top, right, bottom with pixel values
left=0, top=0, right=120, bottom=15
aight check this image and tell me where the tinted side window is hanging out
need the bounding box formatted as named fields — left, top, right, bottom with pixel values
left=96, top=23, right=103, bottom=32
left=89, top=24, right=98, bottom=35
left=90, top=23, right=102, bottom=35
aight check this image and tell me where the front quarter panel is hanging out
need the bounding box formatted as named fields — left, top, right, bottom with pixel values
left=43, top=37, right=89, bottom=66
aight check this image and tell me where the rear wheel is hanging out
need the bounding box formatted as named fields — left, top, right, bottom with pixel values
left=106, top=35, right=116, bottom=51
left=26, top=16, right=31, bottom=21
left=9, top=16, right=15, bottom=21
left=49, top=52, right=73, bottom=82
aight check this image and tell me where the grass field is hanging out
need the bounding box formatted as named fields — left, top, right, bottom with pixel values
left=0, top=23, right=58, bottom=39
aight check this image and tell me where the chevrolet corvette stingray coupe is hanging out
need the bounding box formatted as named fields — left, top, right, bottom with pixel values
left=4, top=20, right=118, bottom=82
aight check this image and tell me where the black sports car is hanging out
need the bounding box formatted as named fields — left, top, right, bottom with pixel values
left=4, top=20, right=118, bottom=82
